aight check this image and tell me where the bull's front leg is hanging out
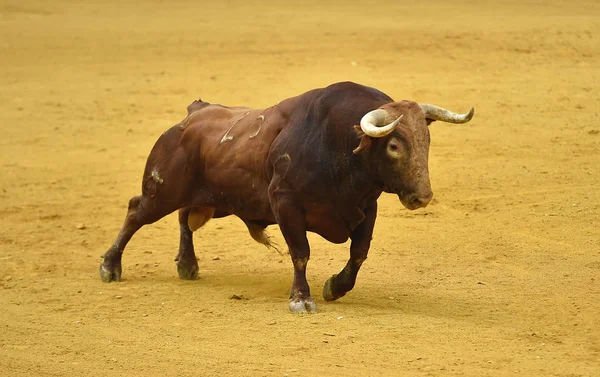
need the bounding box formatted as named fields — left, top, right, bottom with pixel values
left=279, top=216, right=317, bottom=313
left=269, top=200, right=315, bottom=313
left=323, top=202, right=377, bottom=301
left=277, top=207, right=316, bottom=313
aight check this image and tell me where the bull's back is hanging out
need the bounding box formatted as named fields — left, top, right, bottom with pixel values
left=179, top=104, right=283, bottom=220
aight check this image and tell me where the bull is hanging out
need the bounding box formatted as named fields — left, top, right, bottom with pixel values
left=100, top=81, right=474, bottom=312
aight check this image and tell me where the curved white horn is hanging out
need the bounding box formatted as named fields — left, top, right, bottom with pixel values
left=419, top=104, right=474, bottom=124
left=360, top=109, right=402, bottom=138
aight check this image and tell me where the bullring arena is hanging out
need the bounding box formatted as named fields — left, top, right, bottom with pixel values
left=1, top=1, right=599, bottom=376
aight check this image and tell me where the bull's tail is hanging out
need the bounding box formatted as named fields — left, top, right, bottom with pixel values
left=244, top=221, right=284, bottom=255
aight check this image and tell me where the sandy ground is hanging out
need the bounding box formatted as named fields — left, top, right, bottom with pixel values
left=1, top=1, right=599, bottom=376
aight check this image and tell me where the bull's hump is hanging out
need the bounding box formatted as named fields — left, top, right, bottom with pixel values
left=181, top=105, right=251, bottom=130
left=186, top=99, right=210, bottom=115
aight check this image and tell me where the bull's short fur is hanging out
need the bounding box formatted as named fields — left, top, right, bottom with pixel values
left=100, top=81, right=473, bottom=313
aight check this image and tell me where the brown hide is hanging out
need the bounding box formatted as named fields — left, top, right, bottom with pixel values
left=101, top=81, right=473, bottom=312
left=171, top=102, right=286, bottom=222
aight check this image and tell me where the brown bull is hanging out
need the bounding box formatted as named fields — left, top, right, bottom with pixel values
left=100, top=81, right=474, bottom=312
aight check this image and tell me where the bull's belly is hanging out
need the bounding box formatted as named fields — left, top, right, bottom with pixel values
left=198, top=167, right=274, bottom=221
left=206, top=195, right=352, bottom=243
left=209, top=190, right=275, bottom=222
left=220, top=204, right=274, bottom=222
left=197, top=172, right=358, bottom=243
left=305, top=210, right=351, bottom=244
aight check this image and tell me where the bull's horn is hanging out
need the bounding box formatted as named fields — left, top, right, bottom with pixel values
left=419, top=104, right=474, bottom=124
left=360, top=109, right=402, bottom=138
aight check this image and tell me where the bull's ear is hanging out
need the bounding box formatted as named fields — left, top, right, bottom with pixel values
left=426, top=118, right=436, bottom=126
left=353, top=125, right=372, bottom=154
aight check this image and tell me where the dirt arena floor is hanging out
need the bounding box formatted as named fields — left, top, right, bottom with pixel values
left=1, top=1, right=599, bottom=376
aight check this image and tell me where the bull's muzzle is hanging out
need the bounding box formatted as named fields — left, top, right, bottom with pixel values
left=401, top=192, right=433, bottom=210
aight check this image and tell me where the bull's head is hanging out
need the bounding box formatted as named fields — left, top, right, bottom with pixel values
left=354, top=101, right=474, bottom=210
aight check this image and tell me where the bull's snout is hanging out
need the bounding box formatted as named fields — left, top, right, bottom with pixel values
left=404, top=192, right=433, bottom=210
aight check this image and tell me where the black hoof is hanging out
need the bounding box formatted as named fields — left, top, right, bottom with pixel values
left=177, top=262, right=199, bottom=280
left=323, top=274, right=346, bottom=302
left=100, top=263, right=122, bottom=282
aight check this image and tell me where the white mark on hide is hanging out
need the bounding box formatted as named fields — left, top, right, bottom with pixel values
left=249, top=114, right=264, bottom=139
left=151, top=169, right=164, bottom=184
left=275, top=153, right=292, bottom=178
left=220, top=111, right=251, bottom=144
left=179, top=110, right=203, bottom=130
left=220, top=123, right=236, bottom=143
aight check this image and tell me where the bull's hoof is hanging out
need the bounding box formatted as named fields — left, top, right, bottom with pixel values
left=99, top=263, right=122, bottom=282
left=323, top=274, right=346, bottom=302
left=289, top=296, right=317, bottom=313
left=176, top=262, right=199, bottom=280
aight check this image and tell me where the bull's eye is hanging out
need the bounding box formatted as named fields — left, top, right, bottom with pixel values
left=386, top=139, right=404, bottom=160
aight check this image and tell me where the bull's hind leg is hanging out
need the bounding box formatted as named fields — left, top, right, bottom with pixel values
left=323, top=203, right=377, bottom=301
left=100, top=137, right=193, bottom=282
left=100, top=194, right=179, bottom=282
left=174, top=207, right=215, bottom=280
